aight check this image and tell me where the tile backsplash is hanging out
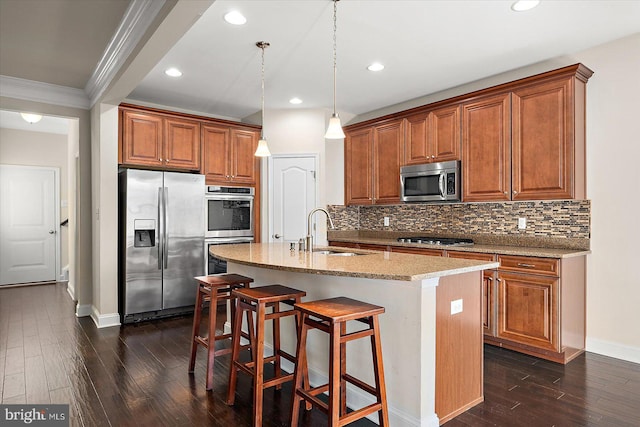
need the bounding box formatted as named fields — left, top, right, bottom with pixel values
left=328, top=200, right=590, bottom=240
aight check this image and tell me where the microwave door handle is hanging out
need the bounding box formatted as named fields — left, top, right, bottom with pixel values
left=439, top=173, right=446, bottom=199
left=157, top=187, right=163, bottom=270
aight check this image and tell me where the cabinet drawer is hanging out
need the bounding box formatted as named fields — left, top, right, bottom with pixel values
left=498, top=255, right=559, bottom=277
left=391, top=246, right=445, bottom=257
left=447, top=251, right=497, bottom=262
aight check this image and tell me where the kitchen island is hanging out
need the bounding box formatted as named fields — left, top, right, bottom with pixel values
left=210, top=243, right=499, bottom=426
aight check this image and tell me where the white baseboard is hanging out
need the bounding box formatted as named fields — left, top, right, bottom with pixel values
left=225, top=321, right=437, bottom=427
left=66, top=283, right=76, bottom=301
left=90, top=306, right=121, bottom=328
left=586, top=337, right=640, bottom=364
left=76, top=304, right=92, bottom=317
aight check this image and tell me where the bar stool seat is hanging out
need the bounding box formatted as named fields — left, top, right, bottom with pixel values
left=290, top=296, right=389, bottom=427
left=226, top=284, right=307, bottom=427
left=189, top=274, right=253, bottom=390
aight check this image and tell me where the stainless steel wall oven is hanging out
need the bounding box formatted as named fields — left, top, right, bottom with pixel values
left=204, top=186, right=255, bottom=275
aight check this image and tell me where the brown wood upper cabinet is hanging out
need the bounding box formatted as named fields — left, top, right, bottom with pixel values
left=462, top=93, right=512, bottom=202
left=404, top=104, right=461, bottom=165
left=345, top=119, right=403, bottom=205
left=120, top=108, right=200, bottom=171
left=201, top=125, right=258, bottom=185
left=462, top=65, right=591, bottom=202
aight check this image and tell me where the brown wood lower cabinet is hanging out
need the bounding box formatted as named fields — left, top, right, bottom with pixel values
left=485, top=255, right=586, bottom=364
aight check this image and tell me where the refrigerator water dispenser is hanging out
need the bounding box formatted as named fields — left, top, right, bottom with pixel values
left=134, top=219, right=156, bottom=247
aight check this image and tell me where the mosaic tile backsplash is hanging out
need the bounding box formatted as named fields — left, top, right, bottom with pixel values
left=327, top=200, right=590, bottom=239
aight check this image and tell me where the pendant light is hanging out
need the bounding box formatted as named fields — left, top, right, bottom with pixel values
left=254, top=41, right=272, bottom=157
left=324, top=0, right=345, bottom=139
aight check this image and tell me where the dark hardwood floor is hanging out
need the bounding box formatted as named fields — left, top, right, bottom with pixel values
left=1, top=283, right=639, bottom=426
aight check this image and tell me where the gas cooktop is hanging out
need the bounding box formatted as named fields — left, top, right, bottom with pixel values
left=397, top=237, right=474, bottom=246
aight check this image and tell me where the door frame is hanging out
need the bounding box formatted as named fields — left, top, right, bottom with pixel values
left=267, top=153, right=319, bottom=243
left=0, top=164, right=61, bottom=285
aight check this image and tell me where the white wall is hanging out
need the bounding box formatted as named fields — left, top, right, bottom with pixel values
left=578, top=34, right=640, bottom=362
left=0, top=127, right=69, bottom=277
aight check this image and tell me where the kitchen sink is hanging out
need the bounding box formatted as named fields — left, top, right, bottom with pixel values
left=313, top=250, right=363, bottom=256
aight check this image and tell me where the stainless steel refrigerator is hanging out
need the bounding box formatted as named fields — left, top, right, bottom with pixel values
left=119, top=169, right=204, bottom=323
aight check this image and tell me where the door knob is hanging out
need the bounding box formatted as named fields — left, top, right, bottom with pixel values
left=273, top=234, right=281, bottom=239
left=49, top=230, right=55, bottom=234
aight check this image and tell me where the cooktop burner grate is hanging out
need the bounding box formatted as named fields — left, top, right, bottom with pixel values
left=396, top=237, right=474, bottom=246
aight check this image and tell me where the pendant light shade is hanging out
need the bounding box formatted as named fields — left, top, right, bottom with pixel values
left=255, top=41, right=271, bottom=157
left=325, top=0, right=344, bottom=139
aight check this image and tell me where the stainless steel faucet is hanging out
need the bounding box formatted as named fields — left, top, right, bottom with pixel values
left=305, top=208, right=335, bottom=251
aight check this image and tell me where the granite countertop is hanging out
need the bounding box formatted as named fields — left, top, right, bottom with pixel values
left=329, top=235, right=591, bottom=259
left=210, top=243, right=499, bottom=281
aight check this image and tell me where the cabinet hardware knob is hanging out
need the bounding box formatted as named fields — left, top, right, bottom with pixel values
left=504, top=191, right=508, bottom=195
left=431, top=155, right=435, bottom=159
left=513, top=190, right=518, bottom=195
left=273, top=234, right=281, bottom=239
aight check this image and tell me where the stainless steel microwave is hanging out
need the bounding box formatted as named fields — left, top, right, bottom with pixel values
left=205, top=186, right=254, bottom=238
left=400, top=160, right=461, bottom=202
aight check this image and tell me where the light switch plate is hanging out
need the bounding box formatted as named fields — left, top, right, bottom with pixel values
left=451, top=299, right=463, bottom=315
left=518, top=217, right=527, bottom=229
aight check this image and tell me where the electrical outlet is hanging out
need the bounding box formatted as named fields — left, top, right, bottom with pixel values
left=383, top=216, right=390, bottom=227
left=518, top=217, right=527, bottom=230
left=451, top=299, right=463, bottom=315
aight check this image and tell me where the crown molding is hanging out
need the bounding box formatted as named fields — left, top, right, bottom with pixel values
left=0, top=75, right=90, bottom=109
left=85, top=0, right=167, bottom=107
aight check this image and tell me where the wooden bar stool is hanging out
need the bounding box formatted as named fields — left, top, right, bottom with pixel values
left=188, top=274, right=253, bottom=390
left=290, top=297, right=389, bottom=427
left=226, top=284, right=307, bottom=427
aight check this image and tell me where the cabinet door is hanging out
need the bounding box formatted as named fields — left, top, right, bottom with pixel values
left=512, top=78, right=574, bottom=200
left=497, top=272, right=560, bottom=352
left=230, top=129, right=258, bottom=184
left=462, top=93, right=511, bottom=202
left=404, top=113, right=429, bottom=165
left=373, top=120, right=403, bottom=204
left=164, top=118, right=200, bottom=170
left=345, top=128, right=374, bottom=205
left=201, top=125, right=230, bottom=184
left=431, top=104, right=461, bottom=162
left=121, top=110, right=163, bottom=167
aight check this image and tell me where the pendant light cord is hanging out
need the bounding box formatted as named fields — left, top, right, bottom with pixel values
left=332, top=0, right=338, bottom=115
left=256, top=41, right=269, bottom=139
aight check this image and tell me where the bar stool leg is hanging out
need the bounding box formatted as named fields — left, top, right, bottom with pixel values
left=329, top=322, right=341, bottom=427
left=188, top=285, right=204, bottom=373
left=371, top=315, right=390, bottom=426
left=253, top=302, right=266, bottom=427
left=340, top=321, right=347, bottom=417
left=205, top=291, right=219, bottom=391
left=272, top=302, right=283, bottom=390
left=226, top=298, right=245, bottom=405
left=290, top=313, right=310, bottom=427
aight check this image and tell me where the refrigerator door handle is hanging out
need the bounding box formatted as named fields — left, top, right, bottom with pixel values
left=163, top=187, right=169, bottom=268
left=158, top=187, right=163, bottom=270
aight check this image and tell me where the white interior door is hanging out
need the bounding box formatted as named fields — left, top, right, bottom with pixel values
left=270, top=155, right=317, bottom=244
left=0, top=165, right=58, bottom=285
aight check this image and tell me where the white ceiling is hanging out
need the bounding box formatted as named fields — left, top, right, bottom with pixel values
left=1, top=0, right=639, bottom=127
left=128, top=0, right=640, bottom=120
left=0, top=110, right=70, bottom=135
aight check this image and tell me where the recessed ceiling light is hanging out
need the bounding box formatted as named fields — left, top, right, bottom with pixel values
left=165, top=67, right=182, bottom=77
left=511, top=0, right=540, bottom=12
left=20, top=112, right=43, bottom=124
left=224, top=11, right=247, bottom=25
left=289, top=97, right=303, bottom=105
left=367, top=62, right=385, bottom=72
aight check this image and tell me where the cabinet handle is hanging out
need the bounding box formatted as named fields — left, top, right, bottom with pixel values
left=431, top=155, right=435, bottom=159
left=159, top=157, right=163, bottom=161
left=513, top=190, right=518, bottom=195
left=486, top=277, right=493, bottom=282
left=504, top=191, right=508, bottom=196
left=517, top=263, right=536, bottom=268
